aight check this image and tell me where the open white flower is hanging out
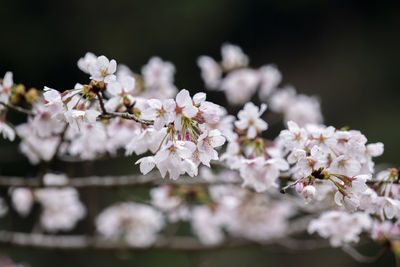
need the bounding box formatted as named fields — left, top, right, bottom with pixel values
left=172, top=89, right=198, bottom=130
left=0, top=71, right=13, bottom=108
left=258, top=65, right=281, bottom=100
left=150, top=186, right=190, bottom=222
left=377, top=197, right=400, bottom=219
left=89, top=55, right=117, bottom=83
left=141, top=99, right=175, bottom=130
left=77, top=52, right=97, bottom=74
left=155, top=141, right=197, bottom=179
left=220, top=69, right=259, bottom=105
left=191, top=206, right=225, bottom=245
left=197, top=56, right=222, bottom=88
left=31, top=101, right=65, bottom=138
left=17, top=123, right=60, bottom=164
left=136, top=140, right=197, bottom=180
left=35, top=187, right=86, bottom=232
left=221, top=43, right=249, bottom=70
left=334, top=191, right=360, bottom=212
left=308, top=211, right=372, bottom=247
left=0, top=120, right=15, bottom=141
left=195, top=129, right=226, bottom=167
left=142, top=57, right=175, bottom=89
left=234, top=102, right=268, bottom=139
left=125, top=127, right=166, bottom=156
left=64, top=109, right=100, bottom=132
left=239, top=157, right=289, bottom=192
left=279, top=121, right=307, bottom=149
left=329, top=155, right=361, bottom=177
left=105, top=75, right=136, bottom=112
left=10, top=188, right=33, bottom=217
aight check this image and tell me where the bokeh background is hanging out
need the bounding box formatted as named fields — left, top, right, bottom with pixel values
left=0, top=0, right=399, bottom=266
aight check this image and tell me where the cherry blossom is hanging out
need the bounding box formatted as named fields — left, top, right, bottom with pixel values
left=308, top=211, right=372, bottom=247
left=235, top=102, right=268, bottom=139
left=0, top=120, right=15, bottom=141
left=220, top=69, right=259, bottom=105
left=96, top=202, right=164, bottom=247
left=239, top=157, right=289, bottom=192
left=105, top=75, right=136, bottom=112
left=141, top=99, right=175, bottom=130
left=258, top=65, right=282, bottom=100
left=195, top=129, right=226, bottom=167
left=172, top=89, right=198, bottom=130
left=0, top=71, right=13, bottom=108
left=197, top=56, right=222, bottom=89
left=221, top=43, right=249, bottom=70
left=77, top=52, right=97, bottom=74
left=0, top=46, right=399, bottom=261
left=89, top=55, right=117, bottom=83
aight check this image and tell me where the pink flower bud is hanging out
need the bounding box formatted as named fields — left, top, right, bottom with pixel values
left=295, top=182, right=304, bottom=194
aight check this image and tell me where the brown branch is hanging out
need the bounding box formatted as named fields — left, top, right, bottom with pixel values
left=98, top=112, right=153, bottom=125
left=280, top=177, right=302, bottom=194
left=0, top=101, right=35, bottom=116
left=95, top=91, right=153, bottom=125
left=95, top=92, right=107, bottom=114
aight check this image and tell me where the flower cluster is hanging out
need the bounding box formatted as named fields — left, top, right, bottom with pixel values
left=135, top=89, right=226, bottom=179
left=96, top=202, right=164, bottom=247
left=10, top=173, right=85, bottom=232
left=198, top=43, right=281, bottom=105
left=0, top=44, right=399, bottom=262
left=279, top=121, right=384, bottom=211
left=218, top=102, right=290, bottom=192
left=150, top=183, right=294, bottom=245
left=308, top=210, right=372, bottom=247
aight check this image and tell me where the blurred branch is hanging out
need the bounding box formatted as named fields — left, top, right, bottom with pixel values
left=0, top=216, right=316, bottom=251
left=0, top=230, right=262, bottom=251
left=0, top=101, right=35, bottom=116
left=276, top=238, right=329, bottom=251
left=0, top=221, right=315, bottom=252
left=0, top=173, right=240, bottom=188
left=342, top=244, right=388, bottom=264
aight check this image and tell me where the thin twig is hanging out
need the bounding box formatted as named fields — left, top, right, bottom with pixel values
left=95, top=91, right=153, bottom=125
left=0, top=101, right=35, bottom=116
left=98, top=112, right=153, bottom=125
left=95, top=92, right=107, bottom=114
left=280, top=177, right=302, bottom=194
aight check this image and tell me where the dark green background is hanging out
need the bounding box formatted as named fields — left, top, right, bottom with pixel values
left=0, top=0, right=399, bottom=266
